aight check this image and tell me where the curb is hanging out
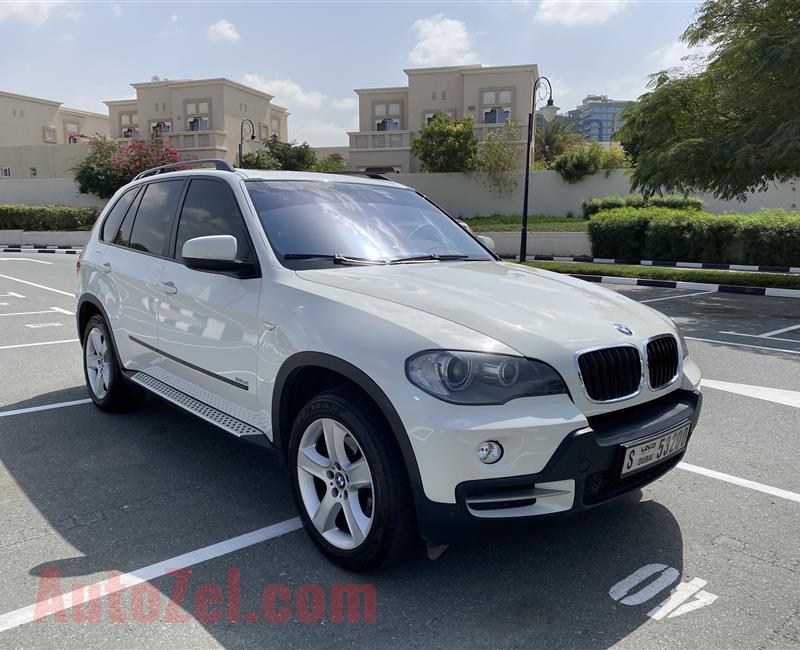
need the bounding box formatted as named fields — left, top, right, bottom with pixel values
left=528, top=255, right=800, bottom=275
left=571, top=274, right=800, bottom=299
left=1, top=246, right=82, bottom=254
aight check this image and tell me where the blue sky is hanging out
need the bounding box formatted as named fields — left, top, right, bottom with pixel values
left=0, top=1, right=706, bottom=146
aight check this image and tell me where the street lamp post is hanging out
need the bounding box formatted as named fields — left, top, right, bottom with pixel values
left=520, top=76, right=559, bottom=262
left=239, top=119, right=256, bottom=167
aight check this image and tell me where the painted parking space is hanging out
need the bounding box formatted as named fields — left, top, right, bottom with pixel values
left=0, top=253, right=798, bottom=648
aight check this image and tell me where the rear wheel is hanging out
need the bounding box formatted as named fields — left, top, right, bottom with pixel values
left=82, top=314, right=144, bottom=412
left=288, top=388, right=418, bottom=571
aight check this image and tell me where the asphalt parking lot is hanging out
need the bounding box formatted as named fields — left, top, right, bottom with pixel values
left=0, top=252, right=798, bottom=649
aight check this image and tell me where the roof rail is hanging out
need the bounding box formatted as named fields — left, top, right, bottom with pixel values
left=132, top=159, right=235, bottom=181
left=326, top=171, right=390, bottom=181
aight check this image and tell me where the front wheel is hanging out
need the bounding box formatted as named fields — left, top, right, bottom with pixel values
left=82, top=314, right=144, bottom=412
left=288, top=388, right=418, bottom=571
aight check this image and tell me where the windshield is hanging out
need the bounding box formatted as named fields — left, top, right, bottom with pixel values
left=245, top=180, right=493, bottom=267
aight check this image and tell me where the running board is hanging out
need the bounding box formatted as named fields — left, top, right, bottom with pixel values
left=130, top=372, right=264, bottom=438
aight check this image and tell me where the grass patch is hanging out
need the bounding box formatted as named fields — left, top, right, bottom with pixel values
left=522, top=260, right=800, bottom=290
left=462, top=214, right=588, bottom=232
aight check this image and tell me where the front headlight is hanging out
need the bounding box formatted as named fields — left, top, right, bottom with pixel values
left=406, top=350, right=567, bottom=405
left=672, top=319, right=690, bottom=359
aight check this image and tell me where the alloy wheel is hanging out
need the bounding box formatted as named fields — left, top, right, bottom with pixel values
left=85, top=326, right=110, bottom=400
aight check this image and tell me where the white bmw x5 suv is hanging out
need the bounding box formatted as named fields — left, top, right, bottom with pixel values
left=77, top=160, right=702, bottom=571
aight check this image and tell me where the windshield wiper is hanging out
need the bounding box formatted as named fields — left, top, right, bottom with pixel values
left=389, top=253, right=471, bottom=264
left=283, top=253, right=387, bottom=266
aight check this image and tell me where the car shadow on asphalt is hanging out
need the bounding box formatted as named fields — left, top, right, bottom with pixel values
left=0, top=387, right=685, bottom=647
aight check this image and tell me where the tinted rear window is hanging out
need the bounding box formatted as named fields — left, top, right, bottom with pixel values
left=127, top=180, right=184, bottom=255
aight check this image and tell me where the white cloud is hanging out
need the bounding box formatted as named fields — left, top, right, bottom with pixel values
left=111, top=3, right=123, bottom=17
left=243, top=74, right=356, bottom=111
left=207, top=19, right=241, bottom=42
left=0, top=1, right=65, bottom=24
left=290, top=118, right=355, bottom=147
left=409, top=14, right=478, bottom=66
left=534, top=1, right=628, bottom=26
left=650, top=39, right=712, bottom=70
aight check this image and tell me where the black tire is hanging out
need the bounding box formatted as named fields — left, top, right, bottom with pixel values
left=288, top=387, right=419, bottom=571
left=82, top=314, right=145, bottom=412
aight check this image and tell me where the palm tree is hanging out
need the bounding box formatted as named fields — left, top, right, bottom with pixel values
left=534, top=118, right=583, bottom=167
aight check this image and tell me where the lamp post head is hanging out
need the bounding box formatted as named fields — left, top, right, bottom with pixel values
left=540, top=98, right=559, bottom=123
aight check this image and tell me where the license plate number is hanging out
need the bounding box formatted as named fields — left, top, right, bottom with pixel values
left=620, top=423, right=691, bottom=477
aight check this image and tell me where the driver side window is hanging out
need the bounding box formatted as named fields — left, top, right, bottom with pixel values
left=175, top=179, right=254, bottom=263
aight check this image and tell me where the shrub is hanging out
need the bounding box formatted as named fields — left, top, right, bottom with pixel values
left=582, top=194, right=704, bottom=217
left=551, top=142, right=604, bottom=183
left=587, top=207, right=800, bottom=265
left=73, top=135, right=182, bottom=198
left=0, top=204, right=101, bottom=231
left=241, top=148, right=282, bottom=170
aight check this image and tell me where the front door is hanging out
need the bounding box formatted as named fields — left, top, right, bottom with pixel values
left=156, top=178, right=264, bottom=432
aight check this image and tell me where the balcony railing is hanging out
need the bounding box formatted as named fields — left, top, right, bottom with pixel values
left=115, top=130, right=228, bottom=151
left=472, top=123, right=526, bottom=142
left=348, top=130, right=412, bottom=150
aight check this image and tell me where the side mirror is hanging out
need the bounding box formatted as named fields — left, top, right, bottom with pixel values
left=477, top=234, right=496, bottom=253
left=181, top=235, right=256, bottom=276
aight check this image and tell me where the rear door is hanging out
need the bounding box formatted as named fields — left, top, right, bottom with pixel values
left=96, top=179, right=185, bottom=370
left=155, top=178, right=264, bottom=432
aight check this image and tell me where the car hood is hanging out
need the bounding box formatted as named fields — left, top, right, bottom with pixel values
left=296, top=261, right=673, bottom=357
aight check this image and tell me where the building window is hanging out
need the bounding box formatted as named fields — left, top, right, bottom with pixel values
left=424, top=109, right=455, bottom=125
left=432, top=91, right=437, bottom=101
left=375, top=104, right=386, bottom=117
left=65, top=121, right=80, bottom=143
left=150, top=121, right=172, bottom=137
left=441, top=90, right=446, bottom=101
left=154, top=102, right=159, bottom=111
left=29, top=167, right=37, bottom=177
left=481, top=88, right=513, bottom=124
left=19, top=110, right=24, bottom=118
left=388, top=103, right=400, bottom=115
left=482, top=107, right=510, bottom=124
left=185, top=99, right=210, bottom=131
left=270, top=118, right=280, bottom=137
left=120, top=111, right=139, bottom=138
left=375, top=118, right=400, bottom=131
left=43, top=127, right=57, bottom=143
left=1, top=168, right=10, bottom=178
left=259, top=122, right=269, bottom=140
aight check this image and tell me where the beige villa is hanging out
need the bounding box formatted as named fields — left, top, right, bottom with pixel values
left=348, top=63, right=539, bottom=173
left=105, top=77, right=289, bottom=165
left=0, top=90, right=110, bottom=179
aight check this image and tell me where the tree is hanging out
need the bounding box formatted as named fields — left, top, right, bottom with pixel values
left=263, top=138, right=317, bottom=171
left=73, top=135, right=182, bottom=198
left=534, top=118, right=582, bottom=167
left=241, top=148, right=282, bottom=170
left=551, top=142, right=605, bottom=183
left=410, top=113, right=477, bottom=172
left=615, top=0, right=800, bottom=200
left=314, top=152, right=349, bottom=173
left=476, top=121, right=525, bottom=195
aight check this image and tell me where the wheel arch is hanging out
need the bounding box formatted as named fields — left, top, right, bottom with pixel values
left=272, top=352, right=422, bottom=487
left=76, top=294, right=124, bottom=366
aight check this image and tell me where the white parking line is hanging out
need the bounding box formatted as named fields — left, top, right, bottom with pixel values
left=701, top=378, right=800, bottom=409
left=0, top=399, right=92, bottom=418
left=0, top=274, right=74, bottom=297
left=0, top=517, right=303, bottom=633
left=0, top=339, right=79, bottom=351
left=0, top=258, right=52, bottom=265
left=640, top=290, right=716, bottom=304
left=678, top=463, right=800, bottom=504
left=0, top=307, right=74, bottom=318
left=0, top=292, right=25, bottom=298
left=686, top=336, right=800, bottom=355
left=718, top=331, right=800, bottom=344
left=758, top=323, right=800, bottom=337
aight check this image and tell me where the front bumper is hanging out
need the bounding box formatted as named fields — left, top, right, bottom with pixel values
left=413, top=389, right=702, bottom=543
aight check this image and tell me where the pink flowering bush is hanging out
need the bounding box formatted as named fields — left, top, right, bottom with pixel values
left=74, top=135, right=182, bottom=198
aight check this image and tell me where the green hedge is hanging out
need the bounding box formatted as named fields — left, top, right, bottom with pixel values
left=588, top=207, right=800, bottom=265
left=0, top=204, right=101, bottom=231
left=582, top=194, right=704, bottom=218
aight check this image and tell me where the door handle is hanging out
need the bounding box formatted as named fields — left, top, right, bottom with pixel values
left=158, top=281, right=177, bottom=295
left=99, top=262, right=112, bottom=274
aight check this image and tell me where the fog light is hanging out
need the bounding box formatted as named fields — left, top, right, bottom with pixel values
left=478, top=440, right=503, bottom=464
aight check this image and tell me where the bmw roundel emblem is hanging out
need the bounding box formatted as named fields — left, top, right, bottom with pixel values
left=615, top=323, right=634, bottom=336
